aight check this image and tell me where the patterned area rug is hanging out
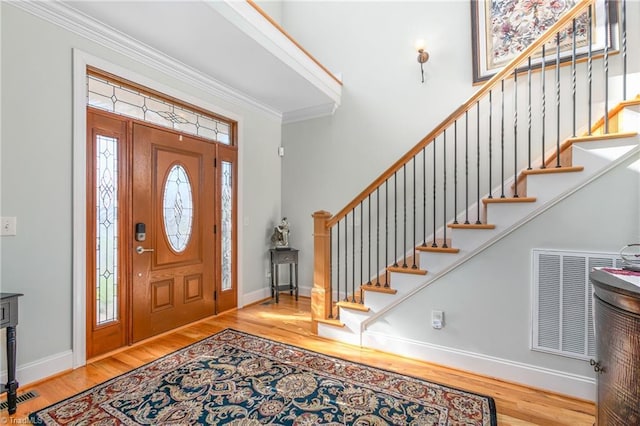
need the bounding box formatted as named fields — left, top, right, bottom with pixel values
left=30, top=329, right=496, bottom=425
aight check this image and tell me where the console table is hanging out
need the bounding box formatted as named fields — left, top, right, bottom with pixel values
left=1, top=292, right=23, bottom=415
left=270, top=248, right=299, bottom=303
left=590, top=268, right=640, bottom=425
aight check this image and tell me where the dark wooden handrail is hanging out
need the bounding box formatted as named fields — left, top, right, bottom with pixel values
left=326, top=0, right=591, bottom=228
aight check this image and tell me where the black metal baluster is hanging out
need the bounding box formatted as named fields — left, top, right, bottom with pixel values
left=572, top=18, right=577, bottom=138
left=542, top=45, right=547, bottom=166
left=376, top=187, right=380, bottom=286
left=344, top=216, right=348, bottom=302
left=527, top=57, right=532, bottom=170
left=412, top=157, right=417, bottom=269
left=587, top=4, right=594, bottom=136
left=622, top=0, right=627, bottom=100
left=432, top=138, right=438, bottom=247
left=336, top=221, right=340, bottom=317
left=465, top=111, right=470, bottom=222
left=329, top=228, right=333, bottom=319
left=367, top=194, right=372, bottom=285
left=454, top=121, right=459, bottom=224
left=422, top=149, right=427, bottom=246
left=501, top=79, right=506, bottom=197
left=394, top=171, right=399, bottom=265
left=513, top=69, right=519, bottom=197
left=385, top=180, right=389, bottom=286
left=443, top=129, right=448, bottom=248
left=476, top=100, right=482, bottom=222
left=403, top=165, right=408, bottom=268
left=360, top=202, right=363, bottom=302
left=489, top=91, right=494, bottom=197
left=604, top=0, right=610, bottom=134
left=351, top=208, right=356, bottom=302
left=555, top=32, right=561, bottom=168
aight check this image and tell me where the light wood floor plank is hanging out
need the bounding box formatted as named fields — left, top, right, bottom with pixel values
left=0, top=296, right=595, bottom=425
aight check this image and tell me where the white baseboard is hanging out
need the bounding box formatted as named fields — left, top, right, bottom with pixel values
left=241, top=285, right=311, bottom=306
left=362, top=331, right=596, bottom=401
left=1, top=350, right=73, bottom=387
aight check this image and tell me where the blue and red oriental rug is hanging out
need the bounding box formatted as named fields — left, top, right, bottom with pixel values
left=30, top=329, right=496, bottom=425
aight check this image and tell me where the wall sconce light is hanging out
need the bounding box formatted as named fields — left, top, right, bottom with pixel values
left=415, top=39, right=429, bottom=83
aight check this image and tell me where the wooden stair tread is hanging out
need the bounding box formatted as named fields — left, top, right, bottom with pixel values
left=448, top=223, right=496, bottom=229
left=566, top=131, right=638, bottom=144
left=521, top=166, right=584, bottom=175
left=416, top=245, right=460, bottom=254
left=315, top=318, right=345, bottom=328
left=361, top=284, right=397, bottom=294
left=483, top=196, right=536, bottom=204
left=387, top=266, right=427, bottom=275
left=336, top=301, right=370, bottom=312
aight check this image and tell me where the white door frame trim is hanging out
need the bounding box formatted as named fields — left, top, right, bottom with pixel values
left=72, top=49, right=245, bottom=368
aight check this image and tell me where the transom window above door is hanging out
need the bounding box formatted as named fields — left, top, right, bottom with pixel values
left=87, top=71, right=235, bottom=145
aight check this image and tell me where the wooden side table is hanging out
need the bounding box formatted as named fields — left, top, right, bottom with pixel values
left=269, top=248, right=298, bottom=303
left=1, top=292, right=23, bottom=414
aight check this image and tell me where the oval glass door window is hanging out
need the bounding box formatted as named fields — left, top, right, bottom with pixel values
left=163, top=164, right=193, bottom=252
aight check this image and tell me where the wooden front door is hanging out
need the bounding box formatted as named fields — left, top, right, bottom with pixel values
left=87, top=106, right=238, bottom=358
left=131, top=123, right=215, bottom=342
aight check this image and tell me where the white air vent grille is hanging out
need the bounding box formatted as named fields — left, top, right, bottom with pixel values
left=532, top=249, right=621, bottom=360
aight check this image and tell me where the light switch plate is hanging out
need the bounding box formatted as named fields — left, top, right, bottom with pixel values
left=1, top=217, right=17, bottom=236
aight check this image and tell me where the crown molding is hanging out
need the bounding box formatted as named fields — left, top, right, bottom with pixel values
left=10, top=0, right=283, bottom=120
left=283, top=103, right=338, bottom=124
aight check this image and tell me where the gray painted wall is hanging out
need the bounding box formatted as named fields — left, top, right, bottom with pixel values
left=280, top=0, right=639, bottom=388
left=0, top=4, right=282, bottom=371
left=280, top=0, right=476, bottom=286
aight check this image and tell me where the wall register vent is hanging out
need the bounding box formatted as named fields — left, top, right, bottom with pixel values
left=532, top=249, right=621, bottom=360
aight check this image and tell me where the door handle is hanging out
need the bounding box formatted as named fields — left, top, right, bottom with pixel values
left=136, top=246, right=155, bottom=255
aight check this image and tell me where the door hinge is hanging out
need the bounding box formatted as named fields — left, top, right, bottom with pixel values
left=214, top=158, right=217, bottom=167
left=214, top=290, right=217, bottom=300
left=214, top=225, right=217, bottom=234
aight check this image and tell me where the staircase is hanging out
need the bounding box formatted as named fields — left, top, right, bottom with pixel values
left=310, top=0, right=638, bottom=397
left=318, top=120, right=639, bottom=346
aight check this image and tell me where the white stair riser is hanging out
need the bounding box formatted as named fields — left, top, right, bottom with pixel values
left=620, top=107, right=640, bottom=133
left=418, top=251, right=462, bottom=276
left=337, top=307, right=371, bottom=331
left=448, top=227, right=499, bottom=253
left=526, top=172, right=585, bottom=203
left=317, top=322, right=361, bottom=346
left=388, top=271, right=429, bottom=289
left=363, top=290, right=400, bottom=312
left=485, top=202, right=538, bottom=228
left=572, top=140, right=638, bottom=174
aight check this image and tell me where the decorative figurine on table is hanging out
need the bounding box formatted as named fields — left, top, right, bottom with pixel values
left=271, top=217, right=290, bottom=249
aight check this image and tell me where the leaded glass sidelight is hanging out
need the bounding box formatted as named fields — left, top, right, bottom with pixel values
left=163, top=164, right=194, bottom=253
left=96, top=135, right=119, bottom=325
left=221, top=161, right=233, bottom=291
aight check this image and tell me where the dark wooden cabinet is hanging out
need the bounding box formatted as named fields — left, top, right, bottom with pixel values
left=590, top=269, right=640, bottom=425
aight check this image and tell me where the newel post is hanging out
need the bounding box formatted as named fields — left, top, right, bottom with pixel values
left=311, top=210, right=332, bottom=333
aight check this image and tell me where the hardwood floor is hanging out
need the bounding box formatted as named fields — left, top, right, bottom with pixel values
left=1, top=295, right=595, bottom=425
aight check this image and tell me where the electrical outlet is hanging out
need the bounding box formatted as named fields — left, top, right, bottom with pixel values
left=431, top=310, right=444, bottom=329
left=1, top=217, right=17, bottom=236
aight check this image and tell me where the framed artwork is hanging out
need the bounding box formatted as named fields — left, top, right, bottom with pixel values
left=470, top=0, right=618, bottom=83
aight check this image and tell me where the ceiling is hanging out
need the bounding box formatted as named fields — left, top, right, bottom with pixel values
left=49, top=0, right=342, bottom=122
